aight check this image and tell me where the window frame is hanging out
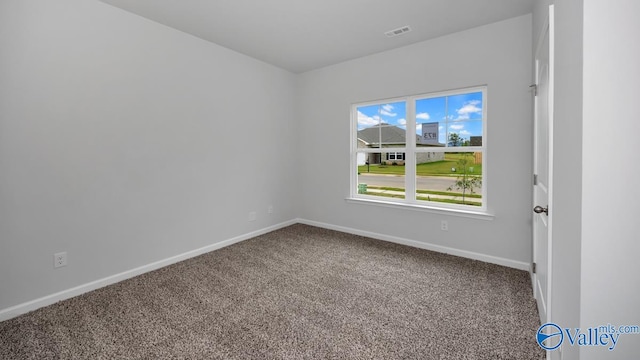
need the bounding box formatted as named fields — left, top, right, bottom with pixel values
left=350, top=86, right=488, bottom=214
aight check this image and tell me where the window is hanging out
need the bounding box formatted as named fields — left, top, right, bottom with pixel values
left=352, top=86, right=486, bottom=212
left=386, top=152, right=405, bottom=161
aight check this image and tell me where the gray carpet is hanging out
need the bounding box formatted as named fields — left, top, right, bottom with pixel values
left=0, top=224, right=545, bottom=359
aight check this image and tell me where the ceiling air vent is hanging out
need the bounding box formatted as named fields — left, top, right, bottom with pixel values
left=385, top=25, right=411, bottom=38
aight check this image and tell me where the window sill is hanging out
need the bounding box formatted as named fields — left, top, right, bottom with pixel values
left=345, top=197, right=494, bottom=220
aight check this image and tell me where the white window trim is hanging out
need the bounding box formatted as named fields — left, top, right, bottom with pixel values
left=344, top=197, right=494, bottom=220
left=350, top=86, right=488, bottom=214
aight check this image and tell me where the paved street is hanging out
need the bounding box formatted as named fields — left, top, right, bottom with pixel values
left=358, top=173, right=457, bottom=191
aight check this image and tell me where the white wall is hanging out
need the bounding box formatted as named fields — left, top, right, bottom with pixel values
left=0, top=0, right=298, bottom=313
left=581, top=0, right=640, bottom=358
left=297, top=15, right=533, bottom=266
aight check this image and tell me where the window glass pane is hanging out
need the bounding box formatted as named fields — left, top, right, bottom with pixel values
left=415, top=152, right=482, bottom=207
left=416, top=97, right=446, bottom=145
left=356, top=101, right=407, bottom=148
left=357, top=152, right=405, bottom=199
left=416, top=92, right=483, bottom=148
left=446, top=92, right=483, bottom=121
left=446, top=92, right=483, bottom=147
left=447, top=120, right=483, bottom=147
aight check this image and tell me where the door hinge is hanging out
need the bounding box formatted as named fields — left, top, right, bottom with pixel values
left=530, top=84, right=538, bottom=96
left=532, top=262, right=537, bottom=274
left=533, top=174, right=538, bottom=185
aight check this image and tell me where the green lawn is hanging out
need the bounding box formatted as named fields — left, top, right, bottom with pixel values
left=358, top=153, right=482, bottom=176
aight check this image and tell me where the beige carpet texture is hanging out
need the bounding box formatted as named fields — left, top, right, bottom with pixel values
left=0, top=224, right=545, bottom=359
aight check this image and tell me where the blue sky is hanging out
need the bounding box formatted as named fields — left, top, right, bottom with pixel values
left=357, top=91, right=483, bottom=145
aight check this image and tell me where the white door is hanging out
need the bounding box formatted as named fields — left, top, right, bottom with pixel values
left=533, top=5, right=554, bottom=326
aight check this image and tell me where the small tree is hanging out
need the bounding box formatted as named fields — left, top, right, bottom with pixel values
left=448, top=133, right=463, bottom=147
left=447, top=153, right=482, bottom=204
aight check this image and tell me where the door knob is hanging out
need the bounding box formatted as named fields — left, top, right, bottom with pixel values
left=533, top=205, right=548, bottom=215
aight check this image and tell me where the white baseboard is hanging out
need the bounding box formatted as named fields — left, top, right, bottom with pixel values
left=297, top=218, right=530, bottom=271
left=1, top=218, right=530, bottom=322
left=0, top=219, right=297, bottom=322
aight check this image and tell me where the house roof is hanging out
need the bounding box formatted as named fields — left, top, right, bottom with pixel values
left=358, top=124, right=444, bottom=146
left=357, top=124, right=408, bottom=145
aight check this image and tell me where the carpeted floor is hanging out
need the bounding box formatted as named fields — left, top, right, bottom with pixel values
left=0, top=224, right=545, bottom=359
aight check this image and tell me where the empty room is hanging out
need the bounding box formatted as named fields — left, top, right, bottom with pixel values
left=0, top=0, right=638, bottom=359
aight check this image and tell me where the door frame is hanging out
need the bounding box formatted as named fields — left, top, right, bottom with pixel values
left=532, top=4, right=554, bottom=326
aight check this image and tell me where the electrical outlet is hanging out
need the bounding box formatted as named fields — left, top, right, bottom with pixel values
left=267, top=205, right=274, bottom=214
left=440, top=220, right=449, bottom=231
left=54, top=252, right=67, bottom=268
left=248, top=211, right=257, bottom=222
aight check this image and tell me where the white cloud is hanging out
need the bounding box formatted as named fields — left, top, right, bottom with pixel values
left=397, top=118, right=406, bottom=126
left=416, top=112, right=430, bottom=120
left=456, top=100, right=482, bottom=120
left=357, top=111, right=379, bottom=126
left=379, top=104, right=397, bottom=117
left=449, top=124, right=464, bottom=130
left=460, top=130, right=471, bottom=136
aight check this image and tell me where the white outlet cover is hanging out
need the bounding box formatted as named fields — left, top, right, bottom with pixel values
left=54, top=252, right=67, bottom=268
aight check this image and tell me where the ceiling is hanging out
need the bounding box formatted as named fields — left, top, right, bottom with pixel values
left=99, top=0, right=534, bottom=74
